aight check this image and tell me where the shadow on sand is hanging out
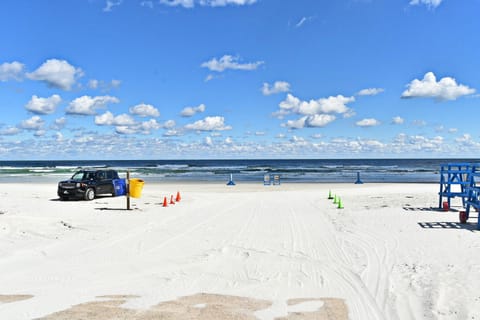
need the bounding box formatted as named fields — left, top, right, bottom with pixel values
left=403, top=206, right=459, bottom=212
left=418, top=221, right=478, bottom=232
left=94, top=207, right=136, bottom=211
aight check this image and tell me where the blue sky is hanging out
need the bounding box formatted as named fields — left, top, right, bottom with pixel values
left=1, top=0, right=479, bottom=159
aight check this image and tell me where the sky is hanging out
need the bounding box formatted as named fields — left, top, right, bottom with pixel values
left=0, top=0, right=479, bottom=160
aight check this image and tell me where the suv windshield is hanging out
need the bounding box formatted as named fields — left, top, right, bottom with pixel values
left=71, top=171, right=95, bottom=181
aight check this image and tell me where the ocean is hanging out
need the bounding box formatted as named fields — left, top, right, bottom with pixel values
left=0, top=159, right=478, bottom=184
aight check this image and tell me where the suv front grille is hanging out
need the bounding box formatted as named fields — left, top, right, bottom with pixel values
left=60, top=183, right=76, bottom=189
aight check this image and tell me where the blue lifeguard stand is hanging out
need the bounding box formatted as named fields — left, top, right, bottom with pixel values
left=463, top=169, right=480, bottom=229
left=438, top=163, right=475, bottom=209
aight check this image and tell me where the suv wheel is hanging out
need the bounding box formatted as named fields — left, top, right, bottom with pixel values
left=84, top=188, right=95, bottom=201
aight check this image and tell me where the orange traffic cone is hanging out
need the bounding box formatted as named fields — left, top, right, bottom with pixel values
left=176, top=191, right=181, bottom=202
left=170, top=195, right=175, bottom=205
left=163, top=196, right=168, bottom=207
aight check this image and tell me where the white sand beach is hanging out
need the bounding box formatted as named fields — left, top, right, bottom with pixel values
left=0, top=181, right=479, bottom=319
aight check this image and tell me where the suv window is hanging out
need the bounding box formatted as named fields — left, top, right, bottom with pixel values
left=97, top=171, right=106, bottom=180
left=71, top=172, right=84, bottom=181
left=106, top=171, right=114, bottom=179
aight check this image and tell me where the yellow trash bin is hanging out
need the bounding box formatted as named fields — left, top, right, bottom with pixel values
left=129, top=178, right=144, bottom=198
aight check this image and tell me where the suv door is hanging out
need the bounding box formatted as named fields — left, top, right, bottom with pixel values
left=95, top=171, right=110, bottom=195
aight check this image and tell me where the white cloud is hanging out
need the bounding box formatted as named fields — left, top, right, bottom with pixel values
left=200, top=0, right=257, bottom=6
left=114, top=119, right=162, bottom=135
left=159, top=0, right=194, bottom=7
left=27, top=59, right=83, bottom=90
left=0, top=126, right=21, bottom=136
left=185, top=116, right=232, bottom=131
left=409, top=0, right=442, bottom=9
left=110, top=79, right=121, bottom=88
left=283, top=114, right=336, bottom=129
left=103, top=0, right=122, bottom=12
left=88, top=79, right=99, bottom=89
left=34, top=130, right=46, bottom=137
left=279, top=93, right=354, bottom=116
left=140, top=1, right=154, bottom=8
left=357, top=88, right=384, bottom=96
left=0, top=61, right=24, bottom=81
left=295, top=16, right=314, bottom=28
left=412, top=120, right=427, bottom=126
left=262, top=81, right=291, bottom=96
left=139, top=119, right=161, bottom=133
left=401, top=72, right=475, bottom=101
left=66, top=95, right=119, bottom=115
left=407, top=135, right=444, bottom=151
left=52, top=117, right=67, bottom=130
left=275, top=93, right=353, bottom=130
left=455, top=134, right=478, bottom=146
left=204, top=136, right=213, bottom=146
left=25, top=95, right=62, bottom=115
left=163, top=129, right=182, bottom=137
left=95, top=111, right=166, bottom=135
left=88, top=79, right=121, bottom=91
left=55, top=132, right=64, bottom=142
left=74, top=136, right=95, bottom=144
left=271, top=109, right=290, bottom=120
left=180, top=104, right=206, bottom=117
left=163, top=120, right=176, bottom=129
left=356, top=118, right=380, bottom=127
left=113, top=114, right=136, bottom=126
left=95, top=111, right=135, bottom=126
left=20, top=116, right=45, bottom=130
left=283, top=117, right=306, bottom=130
left=290, top=135, right=308, bottom=146
left=115, top=126, right=137, bottom=135
left=392, top=116, right=404, bottom=125
left=201, top=55, right=263, bottom=72
left=328, top=137, right=385, bottom=154
left=160, top=0, right=256, bottom=8
left=306, top=114, right=336, bottom=127
left=94, top=111, right=115, bottom=125
left=129, top=103, right=160, bottom=117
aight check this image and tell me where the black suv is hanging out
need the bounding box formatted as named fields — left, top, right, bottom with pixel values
left=58, top=169, right=121, bottom=201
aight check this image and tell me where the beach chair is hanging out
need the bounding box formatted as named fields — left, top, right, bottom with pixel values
left=264, top=174, right=271, bottom=186
left=273, top=175, right=280, bottom=185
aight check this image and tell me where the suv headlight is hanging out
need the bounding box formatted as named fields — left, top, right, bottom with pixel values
left=76, top=183, right=81, bottom=188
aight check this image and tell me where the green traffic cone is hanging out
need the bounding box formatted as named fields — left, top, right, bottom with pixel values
left=328, top=190, right=333, bottom=199
left=337, top=197, right=344, bottom=209
left=333, top=195, right=338, bottom=204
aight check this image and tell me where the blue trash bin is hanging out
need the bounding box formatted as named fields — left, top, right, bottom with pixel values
left=112, top=178, right=127, bottom=196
